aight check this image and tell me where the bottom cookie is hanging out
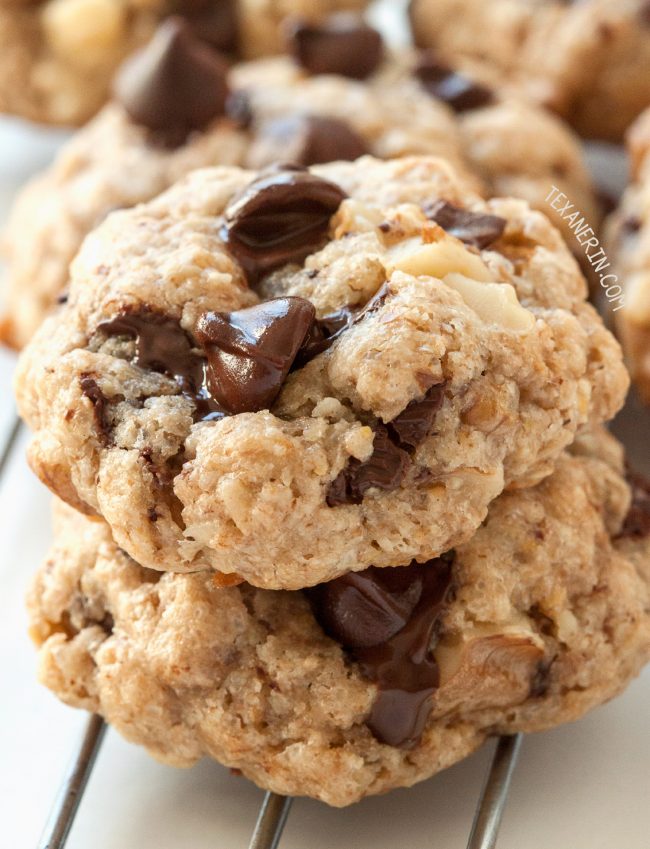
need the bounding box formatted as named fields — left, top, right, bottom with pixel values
left=28, top=429, right=650, bottom=806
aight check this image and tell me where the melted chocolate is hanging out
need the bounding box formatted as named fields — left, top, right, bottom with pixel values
left=254, top=114, right=369, bottom=167
left=308, top=556, right=454, bottom=747
left=113, top=17, right=230, bottom=147
left=415, top=54, right=494, bottom=113
left=196, top=297, right=316, bottom=414
left=288, top=15, right=384, bottom=80
left=79, top=374, right=110, bottom=445
left=96, top=308, right=224, bottom=420
left=426, top=200, right=506, bottom=249
left=221, top=166, right=347, bottom=284
left=327, top=424, right=411, bottom=507
left=388, top=384, right=446, bottom=452
left=327, top=379, right=445, bottom=507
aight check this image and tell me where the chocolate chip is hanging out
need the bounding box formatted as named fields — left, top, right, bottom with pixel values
left=113, top=17, right=230, bottom=147
left=195, top=297, right=316, bottom=414
left=295, top=305, right=356, bottom=366
left=387, top=383, right=446, bottom=452
left=308, top=555, right=454, bottom=747
left=253, top=114, right=369, bottom=167
left=620, top=472, right=650, bottom=538
left=415, top=54, right=494, bottom=112
left=288, top=14, right=383, bottom=79
left=221, top=166, right=347, bottom=284
left=96, top=307, right=224, bottom=420
left=173, top=0, right=239, bottom=53
left=327, top=424, right=411, bottom=507
left=79, top=374, right=110, bottom=445
left=425, top=200, right=506, bottom=249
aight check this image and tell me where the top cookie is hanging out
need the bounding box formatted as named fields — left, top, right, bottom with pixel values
left=0, top=19, right=598, bottom=349
left=408, top=0, right=650, bottom=141
left=605, top=107, right=650, bottom=404
left=0, top=0, right=367, bottom=126
left=15, top=155, right=628, bottom=589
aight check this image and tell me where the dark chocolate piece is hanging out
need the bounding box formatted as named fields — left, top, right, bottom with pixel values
left=288, top=14, right=383, bottom=79
left=308, top=555, right=454, bottom=747
left=196, top=297, right=316, bottom=414
left=254, top=114, right=369, bottom=167
left=620, top=472, right=650, bottom=538
left=113, top=17, right=230, bottom=147
left=173, top=0, right=239, bottom=53
left=326, top=424, right=411, bottom=507
left=295, top=306, right=356, bottom=365
left=221, top=166, right=347, bottom=284
left=415, top=54, right=494, bottom=112
left=387, top=383, right=446, bottom=452
left=426, top=200, right=506, bottom=249
left=79, top=374, right=110, bottom=445
left=96, top=308, right=224, bottom=420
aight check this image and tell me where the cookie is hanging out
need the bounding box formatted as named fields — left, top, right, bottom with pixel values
left=27, top=428, right=650, bottom=805
left=0, top=23, right=598, bottom=349
left=605, top=108, right=650, bottom=404
left=0, top=0, right=367, bottom=126
left=15, top=156, right=628, bottom=588
left=408, top=0, right=650, bottom=141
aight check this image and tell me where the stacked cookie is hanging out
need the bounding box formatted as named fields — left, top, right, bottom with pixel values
left=4, top=11, right=650, bottom=807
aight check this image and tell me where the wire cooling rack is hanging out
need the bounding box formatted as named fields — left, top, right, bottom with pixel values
left=0, top=415, right=522, bottom=849
left=36, top=715, right=522, bottom=849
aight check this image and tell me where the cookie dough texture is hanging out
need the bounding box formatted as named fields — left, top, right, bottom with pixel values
left=409, top=0, right=650, bottom=141
left=606, top=107, right=650, bottom=404
left=27, top=429, right=650, bottom=805
left=0, top=0, right=366, bottom=126
left=0, top=53, right=598, bottom=348
left=15, top=157, right=628, bottom=588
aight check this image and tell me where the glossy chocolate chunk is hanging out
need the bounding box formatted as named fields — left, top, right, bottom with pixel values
left=620, top=472, right=650, bottom=538
left=113, top=17, right=230, bottom=147
left=415, top=54, right=494, bottom=112
left=308, top=555, right=454, bottom=747
left=174, top=0, right=239, bottom=53
left=221, top=166, right=347, bottom=284
left=295, top=306, right=356, bottom=365
left=96, top=308, right=223, bottom=420
left=388, top=383, right=446, bottom=452
left=327, top=424, right=411, bottom=507
left=196, top=297, right=316, bottom=414
left=426, top=200, right=506, bottom=249
left=254, top=114, right=369, bottom=167
left=79, top=374, right=110, bottom=445
left=288, top=14, right=383, bottom=79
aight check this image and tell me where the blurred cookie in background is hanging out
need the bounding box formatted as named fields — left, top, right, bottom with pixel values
left=0, top=0, right=368, bottom=127
left=408, top=0, right=650, bottom=142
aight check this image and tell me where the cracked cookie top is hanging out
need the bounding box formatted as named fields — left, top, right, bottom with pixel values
left=16, top=156, right=628, bottom=588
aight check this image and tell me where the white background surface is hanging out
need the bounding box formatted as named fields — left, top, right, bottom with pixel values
left=1, top=2, right=649, bottom=846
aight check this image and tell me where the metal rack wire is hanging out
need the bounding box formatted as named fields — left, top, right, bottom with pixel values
left=36, top=712, right=522, bottom=849
left=0, top=413, right=522, bottom=849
